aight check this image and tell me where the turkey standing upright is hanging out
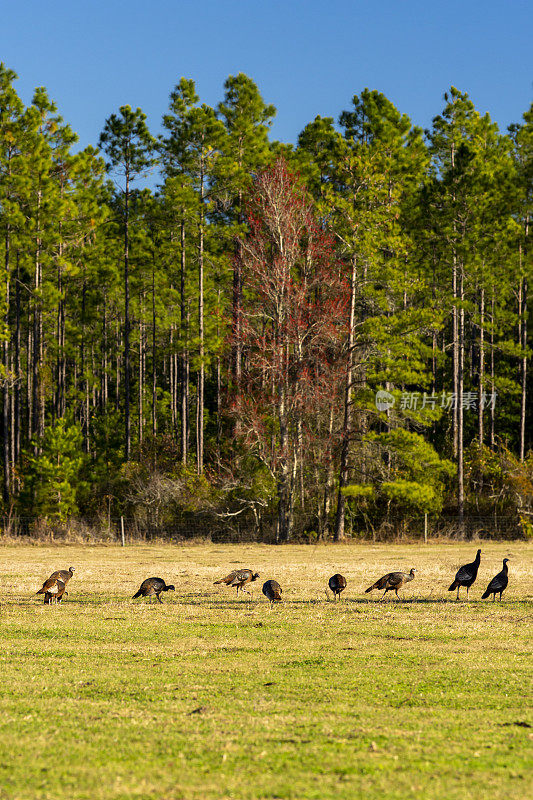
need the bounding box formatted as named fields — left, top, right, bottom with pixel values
left=448, top=549, right=481, bottom=600
left=481, top=558, right=509, bottom=601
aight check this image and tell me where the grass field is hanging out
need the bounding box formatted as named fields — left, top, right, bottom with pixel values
left=0, top=540, right=531, bottom=800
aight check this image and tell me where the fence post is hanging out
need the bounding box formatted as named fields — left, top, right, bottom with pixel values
left=424, top=513, right=428, bottom=544
left=120, top=516, right=125, bottom=547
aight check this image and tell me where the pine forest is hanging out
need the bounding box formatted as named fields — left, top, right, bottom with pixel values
left=0, top=65, right=532, bottom=541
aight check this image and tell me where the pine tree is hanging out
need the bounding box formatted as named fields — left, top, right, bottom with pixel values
left=0, top=64, right=25, bottom=504
left=99, top=106, right=156, bottom=460
left=23, top=416, right=85, bottom=521
left=216, top=74, right=276, bottom=391
left=298, top=90, right=434, bottom=538
left=161, top=78, right=226, bottom=473
left=509, top=104, right=533, bottom=460
left=424, top=88, right=516, bottom=523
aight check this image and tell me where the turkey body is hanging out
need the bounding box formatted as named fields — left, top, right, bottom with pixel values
left=262, top=580, right=282, bottom=605
left=328, top=574, right=347, bottom=600
left=365, top=568, right=416, bottom=600
left=48, top=567, right=75, bottom=584
left=132, top=577, right=175, bottom=603
left=481, top=559, right=509, bottom=601
left=448, top=549, right=481, bottom=600
left=214, top=569, right=260, bottom=596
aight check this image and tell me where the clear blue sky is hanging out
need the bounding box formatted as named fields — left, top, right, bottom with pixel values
left=2, top=0, right=531, bottom=152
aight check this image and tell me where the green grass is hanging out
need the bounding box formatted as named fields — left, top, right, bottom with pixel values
left=0, top=541, right=532, bottom=800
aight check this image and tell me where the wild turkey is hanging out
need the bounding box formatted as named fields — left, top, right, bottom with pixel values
left=214, top=569, right=260, bottom=596
left=448, top=549, right=481, bottom=600
left=327, top=574, right=347, bottom=601
left=482, top=558, right=509, bottom=601
left=43, top=580, right=67, bottom=605
left=262, top=580, right=282, bottom=606
left=36, top=566, right=75, bottom=602
left=132, top=577, right=175, bottom=603
left=365, top=568, right=416, bottom=600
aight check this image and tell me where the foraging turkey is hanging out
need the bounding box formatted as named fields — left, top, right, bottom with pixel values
left=43, top=580, right=67, bottom=605
left=262, top=579, right=282, bottom=606
left=448, top=549, right=481, bottom=600
left=365, top=568, right=416, bottom=600
left=482, top=558, right=510, bottom=601
left=328, top=574, right=347, bottom=601
left=36, top=566, right=75, bottom=601
left=132, top=577, right=175, bottom=603
left=214, top=569, right=260, bottom=596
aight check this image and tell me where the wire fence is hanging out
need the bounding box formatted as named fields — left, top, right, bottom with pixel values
left=0, top=511, right=528, bottom=543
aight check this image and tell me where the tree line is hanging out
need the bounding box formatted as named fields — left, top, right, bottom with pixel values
left=0, top=64, right=531, bottom=540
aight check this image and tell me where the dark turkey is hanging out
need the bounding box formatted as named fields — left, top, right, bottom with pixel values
left=262, top=579, right=282, bottom=606
left=365, top=568, right=416, bottom=600
left=328, top=574, right=347, bottom=601
left=132, top=577, right=175, bottom=603
left=482, top=558, right=509, bottom=601
left=448, top=549, right=481, bottom=600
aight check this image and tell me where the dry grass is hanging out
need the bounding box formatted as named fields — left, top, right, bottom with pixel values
left=0, top=541, right=531, bottom=800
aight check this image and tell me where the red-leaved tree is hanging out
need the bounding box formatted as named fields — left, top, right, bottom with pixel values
left=231, top=159, right=348, bottom=540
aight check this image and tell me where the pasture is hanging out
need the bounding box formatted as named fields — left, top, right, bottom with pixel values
left=0, top=541, right=532, bottom=800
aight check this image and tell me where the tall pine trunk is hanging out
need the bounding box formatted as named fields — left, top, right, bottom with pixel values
left=101, top=294, right=108, bottom=411
left=452, top=251, right=459, bottom=457
left=457, top=263, right=465, bottom=530
left=180, top=218, right=189, bottom=464
left=216, top=287, right=222, bottom=452
left=139, top=302, right=144, bottom=448
left=2, top=228, right=11, bottom=503
left=14, top=251, right=21, bottom=470
left=152, top=254, right=157, bottom=439
left=196, top=165, right=205, bottom=475
left=478, top=287, right=485, bottom=445
left=520, top=275, right=528, bottom=461
left=490, top=292, right=495, bottom=448
left=519, top=221, right=528, bottom=460
left=231, top=191, right=244, bottom=409
left=334, top=257, right=357, bottom=542
left=32, top=188, right=44, bottom=454
left=124, top=170, right=131, bottom=460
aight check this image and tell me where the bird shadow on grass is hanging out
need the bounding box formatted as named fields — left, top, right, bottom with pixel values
left=14, top=596, right=532, bottom=612
left=177, top=595, right=260, bottom=608
left=286, top=596, right=443, bottom=606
